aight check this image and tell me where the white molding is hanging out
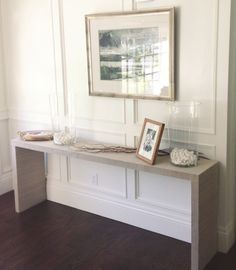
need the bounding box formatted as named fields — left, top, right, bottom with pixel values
left=47, top=176, right=232, bottom=251
left=77, top=127, right=126, bottom=145
left=7, top=114, right=216, bottom=157
left=122, top=0, right=134, bottom=11
left=78, top=115, right=125, bottom=125
left=126, top=169, right=136, bottom=200
left=67, top=157, right=128, bottom=199
left=124, top=99, right=136, bottom=146
left=135, top=0, right=219, bottom=135
left=47, top=180, right=191, bottom=242
left=7, top=109, right=126, bottom=130
left=58, top=0, right=68, bottom=115
left=68, top=180, right=126, bottom=199
left=135, top=172, right=191, bottom=223
left=75, top=117, right=126, bottom=133
left=0, top=171, right=12, bottom=196
left=135, top=0, right=154, bottom=3
left=51, top=0, right=67, bottom=115
left=218, top=223, right=235, bottom=253
left=8, top=108, right=51, bottom=125
left=211, top=0, right=220, bottom=135
left=0, top=109, right=8, bottom=120
left=135, top=196, right=191, bottom=222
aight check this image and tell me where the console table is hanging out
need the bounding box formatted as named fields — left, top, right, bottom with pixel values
left=12, top=138, right=219, bottom=270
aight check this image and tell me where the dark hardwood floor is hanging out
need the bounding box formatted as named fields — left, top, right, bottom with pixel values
left=0, top=192, right=234, bottom=270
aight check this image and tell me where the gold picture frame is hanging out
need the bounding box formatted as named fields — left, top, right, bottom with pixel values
left=85, top=8, right=175, bottom=100
left=136, top=118, right=165, bottom=165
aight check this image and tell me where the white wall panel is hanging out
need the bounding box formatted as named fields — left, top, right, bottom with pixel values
left=136, top=0, right=219, bottom=134
left=77, top=128, right=126, bottom=145
left=2, top=0, right=55, bottom=115
left=47, top=154, right=61, bottom=182
left=136, top=172, right=191, bottom=215
left=60, top=0, right=125, bottom=123
left=69, top=158, right=127, bottom=199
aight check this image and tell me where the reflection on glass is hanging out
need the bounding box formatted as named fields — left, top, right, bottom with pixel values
left=99, top=27, right=169, bottom=96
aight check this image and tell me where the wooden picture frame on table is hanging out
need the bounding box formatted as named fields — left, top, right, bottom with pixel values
left=136, top=118, right=165, bottom=165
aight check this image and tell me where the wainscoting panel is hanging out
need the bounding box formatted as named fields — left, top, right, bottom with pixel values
left=47, top=178, right=191, bottom=242
left=135, top=0, right=219, bottom=135
left=69, top=158, right=127, bottom=199
left=77, top=128, right=126, bottom=145
left=47, top=154, right=61, bottom=182
left=57, top=0, right=125, bottom=124
left=135, top=171, right=191, bottom=221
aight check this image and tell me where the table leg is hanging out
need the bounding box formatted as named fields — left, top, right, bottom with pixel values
left=191, top=166, right=218, bottom=270
left=12, top=146, right=46, bottom=213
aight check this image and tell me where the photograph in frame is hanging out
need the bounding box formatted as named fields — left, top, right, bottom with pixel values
left=136, top=118, right=165, bottom=164
left=85, top=8, right=175, bottom=100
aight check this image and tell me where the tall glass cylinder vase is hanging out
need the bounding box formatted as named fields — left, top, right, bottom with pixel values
left=167, top=101, right=200, bottom=167
left=49, top=92, right=76, bottom=146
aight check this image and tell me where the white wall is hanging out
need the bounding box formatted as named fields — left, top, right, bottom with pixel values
left=1, top=0, right=235, bottom=252
left=0, top=0, right=11, bottom=195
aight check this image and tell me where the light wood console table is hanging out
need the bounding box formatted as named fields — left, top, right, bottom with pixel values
left=12, top=138, right=219, bottom=270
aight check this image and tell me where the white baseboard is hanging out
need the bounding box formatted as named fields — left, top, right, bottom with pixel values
left=0, top=171, right=13, bottom=195
left=218, top=223, right=235, bottom=253
left=47, top=180, right=236, bottom=251
left=47, top=180, right=191, bottom=243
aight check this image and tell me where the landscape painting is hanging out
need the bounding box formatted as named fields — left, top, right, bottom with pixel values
left=86, top=9, right=174, bottom=100
left=98, top=27, right=160, bottom=81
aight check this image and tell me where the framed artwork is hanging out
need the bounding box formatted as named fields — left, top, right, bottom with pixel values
left=85, top=8, right=175, bottom=100
left=136, top=118, right=165, bottom=165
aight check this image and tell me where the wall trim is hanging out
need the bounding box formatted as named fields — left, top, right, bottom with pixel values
left=49, top=175, right=127, bottom=200
left=0, top=171, right=13, bottom=196
left=67, top=158, right=128, bottom=199
left=47, top=179, right=234, bottom=252
left=135, top=0, right=220, bottom=136
left=68, top=181, right=127, bottom=199
left=47, top=180, right=191, bottom=242
left=8, top=109, right=51, bottom=125
left=135, top=171, right=191, bottom=222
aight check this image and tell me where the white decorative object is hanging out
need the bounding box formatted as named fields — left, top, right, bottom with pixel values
left=170, top=148, right=198, bottom=167
left=49, top=92, right=77, bottom=146
left=53, top=129, right=75, bottom=145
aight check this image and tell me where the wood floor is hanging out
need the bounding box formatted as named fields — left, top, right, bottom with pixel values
left=0, top=192, right=234, bottom=270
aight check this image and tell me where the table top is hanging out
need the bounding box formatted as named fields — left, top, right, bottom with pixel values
left=12, top=138, right=218, bottom=181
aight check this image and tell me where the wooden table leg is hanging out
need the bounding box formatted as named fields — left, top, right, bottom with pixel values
left=12, top=146, right=46, bottom=213
left=191, top=166, right=218, bottom=270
